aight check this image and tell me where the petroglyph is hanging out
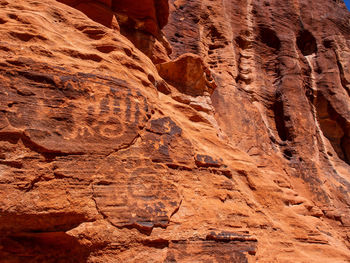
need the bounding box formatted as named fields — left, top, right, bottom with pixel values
left=93, top=158, right=181, bottom=233
left=0, top=66, right=150, bottom=154
left=143, top=117, right=194, bottom=166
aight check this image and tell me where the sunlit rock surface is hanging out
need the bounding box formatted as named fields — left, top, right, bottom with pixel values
left=0, top=0, right=349, bottom=262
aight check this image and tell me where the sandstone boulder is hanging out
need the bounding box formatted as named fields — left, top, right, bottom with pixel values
left=156, top=53, right=216, bottom=96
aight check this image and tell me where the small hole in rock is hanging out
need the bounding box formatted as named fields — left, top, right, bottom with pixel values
left=283, top=149, right=293, bottom=160
left=123, top=48, right=132, bottom=57
left=148, top=74, right=155, bottom=85
left=8, top=13, right=17, bottom=20
left=273, top=98, right=290, bottom=141
left=323, top=39, right=333, bottom=49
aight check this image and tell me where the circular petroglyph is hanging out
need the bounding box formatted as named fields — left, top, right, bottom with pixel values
left=93, top=159, right=181, bottom=232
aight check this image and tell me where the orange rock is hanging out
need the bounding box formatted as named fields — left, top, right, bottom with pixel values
left=113, top=0, right=171, bottom=64
left=112, top=0, right=169, bottom=36
left=57, top=0, right=170, bottom=63
left=0, top=0, right=350, bottom=262
left=57, top=0, right=118, bottom=28
left=156, top=53, right=216, bottom=96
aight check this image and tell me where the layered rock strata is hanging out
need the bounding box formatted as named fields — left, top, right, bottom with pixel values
left=0, top=0, right=349, bottom=262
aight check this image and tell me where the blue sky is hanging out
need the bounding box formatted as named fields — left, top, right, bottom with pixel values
left=345, top=0, right=350, bottom=10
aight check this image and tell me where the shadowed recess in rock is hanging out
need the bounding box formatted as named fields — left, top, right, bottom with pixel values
left=316, top=92, right=350, bottom=164
left=0, top=232, right=91, bottom=262
left=297, top=30, right=317, bottom=56
left=1, top=0, right=350, bottom=262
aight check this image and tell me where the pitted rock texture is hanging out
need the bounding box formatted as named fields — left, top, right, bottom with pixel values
left=0, top=0, right=350, bottom=262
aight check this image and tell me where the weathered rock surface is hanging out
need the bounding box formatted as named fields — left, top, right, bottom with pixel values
left=0, top=0, right=350, bottom=262
left=57, top=0, right=171, bottom=63
left=157, top=53, right=216, bottom=96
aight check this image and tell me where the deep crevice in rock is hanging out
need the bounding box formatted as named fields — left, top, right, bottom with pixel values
left=315, top=92, right=350, bottom=164
left=272, top=94, right=290, bottom=142
left=235, top=35, right=252, bottom=50
left=297, top=30, right=317, bottom=56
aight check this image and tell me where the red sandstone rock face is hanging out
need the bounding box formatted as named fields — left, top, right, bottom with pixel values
left=57, top=0, right=117, bottom=28
left=57, top=0, right=169, bottom=34
left=0, top=0, right=350, bottom=262
left=156, top=53, right=216, bottom=96
left=113, top=0, right=169, bottom=35
left=114, top=0, right=171, bottom=64
left=57, top=0, right=171, bottom=63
